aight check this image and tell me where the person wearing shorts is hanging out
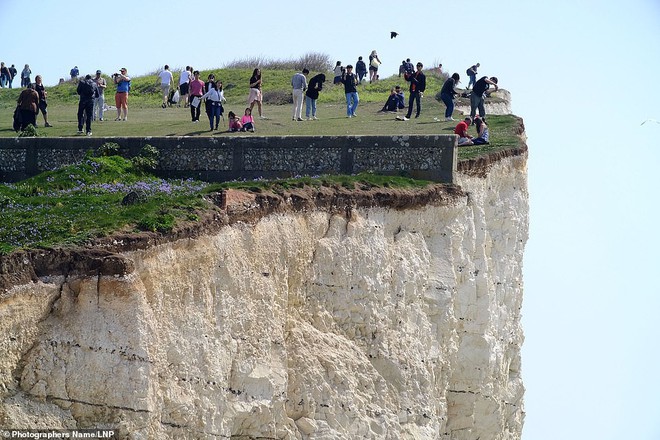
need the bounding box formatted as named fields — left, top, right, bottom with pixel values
left=113, top=68, right=131, bottom=121
left=158, top=65, right=173, bottom=108
left=248, top=68, right=265, bottom=118
left=178, top=66, right=191, bottom=107
left=34, top=75, right=52, bottom=127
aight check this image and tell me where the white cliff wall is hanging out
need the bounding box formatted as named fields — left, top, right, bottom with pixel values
left=0, top=154, right=528, bottom=440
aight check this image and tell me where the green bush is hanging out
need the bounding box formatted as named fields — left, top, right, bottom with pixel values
left=131, top=144, right=160, bottom=172
left=97, top=142, right=121, bottom=157
left=18, top=124, right=39, bottom=137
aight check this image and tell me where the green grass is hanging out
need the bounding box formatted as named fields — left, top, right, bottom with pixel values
left=0, top=67, right=524, bottom=254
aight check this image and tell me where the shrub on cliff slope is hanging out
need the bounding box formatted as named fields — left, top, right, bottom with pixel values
left=0, top=155, right=208, bottom=254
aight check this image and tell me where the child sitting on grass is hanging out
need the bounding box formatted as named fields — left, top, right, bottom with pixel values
left=240, top=108, right=255, bottom=132
left=228, top=111, right=243, bottom=132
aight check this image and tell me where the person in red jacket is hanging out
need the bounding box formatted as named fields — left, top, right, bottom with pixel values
left=454, top=117, right=474, bottom=146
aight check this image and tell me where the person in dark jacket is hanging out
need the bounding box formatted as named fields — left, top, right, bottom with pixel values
left=470, top=76, right=498, bottom=120
left=77, top=74, right=98, bottom=136
left=355, top=57, right=367, bottom=83
left=16, top=84, right=39, bottom=131
left=305, top=73, right=326, bottom=120
left=380, top=86, right=405, bottom=112
left=400, top=62, right=425, bottom=120
left=341, top=65, right=359, bottom=118
left=440, top=72, right=461, bottom=121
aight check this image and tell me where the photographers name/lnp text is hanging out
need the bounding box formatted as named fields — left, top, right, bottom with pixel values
left=0, top=430, right=115, bottom=439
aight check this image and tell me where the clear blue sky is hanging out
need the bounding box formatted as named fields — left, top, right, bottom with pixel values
left=2, top=1, right=660, bottom=439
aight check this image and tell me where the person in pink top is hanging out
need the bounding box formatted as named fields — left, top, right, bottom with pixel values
left=228, top=111, right=242, bottom=132
left=240, top=107, right=255, bottom=132
left=188, top=70, right=205, bottom=122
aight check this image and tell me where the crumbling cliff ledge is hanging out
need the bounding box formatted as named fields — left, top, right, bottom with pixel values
left=0, top=142, right=528, bottom=439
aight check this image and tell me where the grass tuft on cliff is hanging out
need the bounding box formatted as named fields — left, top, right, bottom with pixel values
left=0, top=153, right=440, bottom=254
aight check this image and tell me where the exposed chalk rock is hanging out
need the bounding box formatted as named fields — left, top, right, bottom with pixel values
left=0, top=154, right=528, bottom=440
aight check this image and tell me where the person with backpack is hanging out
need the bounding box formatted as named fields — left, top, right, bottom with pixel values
left=77, top=74, right=98, bottom=136
left=355, top=57, right=367, bottom=83
left=466, top=63, right=480, bottom=90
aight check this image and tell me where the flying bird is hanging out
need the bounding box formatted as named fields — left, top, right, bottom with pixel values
left=641, top=119, right=660, bottom=125
left=390, top=31, right=399, bottom=39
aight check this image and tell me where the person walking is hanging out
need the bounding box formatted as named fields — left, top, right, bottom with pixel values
left=178, top=66, right=191, bottom=107
left=368, top=50, right=381, bottom=83
left=189, top=70, right=205, bottom=123
left=332, top=61, right=344, bottom=85
left=113, top=67, right=131, bottom=121
left=21, top=64, right=31, bottom=88
left=470, top=76, right=498, bottom=120
left=8, top=64, right=17, bottom=88
left=34, top=75, right=52, bottom=127
left=466, top=63, right=480, bottom=90
left=76, top=74, right=98, bottom=136
left=355, top=57, right=367, bottom=83
left=16, top=84, right=39, bottom=131
left=291, top=68, right=308, bottom=121
left=400, top=62, right=426, bottom=121
left=341, top=65, right=359, bottom=118
left=248, top=68, right=265, bottom=119
left=93, top=70, right=107, bottom=121
left=200, top=79, right=225, bottom=131
left=0, top=62, right=10, bottom=88
left=305, top=73, right=326, bottom=120
left=440, top=72, right=460, bottom=121
left=157, top=65, right=174, bottom=109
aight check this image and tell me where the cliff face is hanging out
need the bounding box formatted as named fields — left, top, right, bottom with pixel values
left=0, top=154, right=528, bottom=440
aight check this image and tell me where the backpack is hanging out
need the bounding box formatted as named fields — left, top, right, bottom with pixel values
left=466, top=67, right=472, bottom=76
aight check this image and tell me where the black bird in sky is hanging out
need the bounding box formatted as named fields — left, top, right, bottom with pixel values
left=390, top=31, right=399, bottom=39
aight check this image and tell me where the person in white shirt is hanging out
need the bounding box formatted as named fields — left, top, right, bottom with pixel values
left=201, top=79, right=227, bottom=130
left=178, top=66, right=191, bottom=107
left=157, top=65, right=174, bottom=108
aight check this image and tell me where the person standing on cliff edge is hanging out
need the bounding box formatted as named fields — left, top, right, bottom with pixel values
left=470, top=76, right=498, bottom=121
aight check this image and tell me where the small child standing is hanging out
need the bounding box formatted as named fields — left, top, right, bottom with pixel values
left=240, top=108, right=255, bottom=132
left=228, top=111, right=243, bottom=132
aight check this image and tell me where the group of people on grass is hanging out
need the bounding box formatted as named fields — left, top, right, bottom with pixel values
left=11, top=55, right=500, bottom=142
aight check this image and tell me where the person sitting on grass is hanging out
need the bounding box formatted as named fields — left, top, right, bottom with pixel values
left=228, top=111, right=243, bottom=132
left=380, top=86, right=405, bottom=112
left=472, top=116, right=489, bottom=145
left=240, top=108, right=255, bottom=132
left=454, top=116, right=474, bottom=146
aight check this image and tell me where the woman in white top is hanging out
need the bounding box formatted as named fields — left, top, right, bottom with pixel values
left=368, top=50, right=381, bottom=83
left=201, top=80, right=226, bottom=131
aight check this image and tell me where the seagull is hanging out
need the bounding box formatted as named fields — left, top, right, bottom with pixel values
left=641, top=119, right=660, bottom=125
left=390, top=31, right=399, bottom=39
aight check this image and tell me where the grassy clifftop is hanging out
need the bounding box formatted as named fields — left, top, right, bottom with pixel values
left=0, top=67, right=523, bottom=254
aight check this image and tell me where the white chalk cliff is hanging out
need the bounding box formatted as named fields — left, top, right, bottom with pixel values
left=0, top=152, right=528, bottom=439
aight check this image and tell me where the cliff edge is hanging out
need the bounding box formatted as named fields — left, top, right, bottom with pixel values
left=0, top=144, right=528, bottom=439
